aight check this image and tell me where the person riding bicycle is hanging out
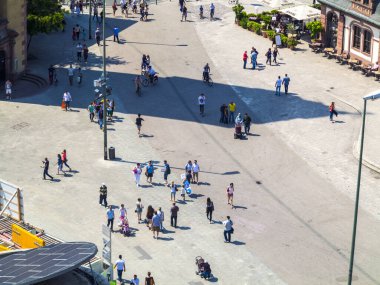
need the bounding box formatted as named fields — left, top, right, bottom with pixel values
left=135, top=75, right=142, bottom=93
left=210, top=3, right=215, bottom=19
left=199, top=5, right=203, bottom=18
left=203, top=63, right=210, bottom=81
left=147, top=66, right=157, bottom=83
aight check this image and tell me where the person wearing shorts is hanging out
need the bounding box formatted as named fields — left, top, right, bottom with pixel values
left=227, top=183, right=234, bottom=207
left=136, top=113, right=144, bottom=136
left=192, top=160, right=200, bottom=184
left=151, top=211, right=160, bottom=239
left=146, top=161, right=154, bottom=183
left=5, top=80, right=12, bottom=100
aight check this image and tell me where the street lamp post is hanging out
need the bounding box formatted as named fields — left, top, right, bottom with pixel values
left=102, top=0, right=108, bottom=160
left=88, top=0, right=92, bottom=39
left=347, top=90, right=380, bottom=285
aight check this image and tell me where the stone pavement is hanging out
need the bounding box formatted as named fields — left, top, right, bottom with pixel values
left=1, top=1, right=380, bottom=285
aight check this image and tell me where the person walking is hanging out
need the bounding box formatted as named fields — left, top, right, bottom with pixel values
left=114, top=255, right=126, bottom=282
left=223, top=216, right=234, bottom=243
left=282, top=74, right=290, bottom=95
left=83, top=43, right=89, bottom=63
left=99, top=183, right=108, bottom=207
left=74, top=24, right=81, bottom=40
left=227, top=183, right=234, bottom=207
left=98, top=107, right=104, bottom=130
left=135, top=198, right=144, bottom=223
left=192, top=160, right=200, bottom=184
left=113, top=26, right=120, bottom=43
left=68, top=64, right=74, bottom=85
left=169, top=181, right=177, bottom=202
left=251, top=48, right=258, bottom=70
left=170, top=203, right=179, bottom=228
left=56, top=154, right=65, bottom=175
left=219, top=104, right=227, bottom=123
left=133, top=163, right=142, bottom=187
left=146, top=205, right=154, bottom=229
left=181, top=5, right=188, bottom=21
left=93, top=5, right=99, bottom=22
left=210, top=2, right=215, bottom=20
left=61, top=149, right=71, bottom=171
left=145, top=161, right=154, bottom=184
left=228, top=101, right=236, bottom=124
left=88, top=102, right=95, bottom=122
left=157, top=207, right=164, bottom=231
left=243, top=51, right=248, bottom=69
left=163, top=160, right=171, bottom=185
left=112, top=1, right=117, bottom=15
left=136, top=113, right=144, bottom=136
left=63, top=91, right=72, bottom=111
left=76, top=42, right=83, bottom=61
left=275, top=76, right=282, bottom=96
left=95, top=27, right=101, bottom=46
left=198, top=93, right=206, bottom=116
left=107, top=206, right=115, bottom=232
left=273, top=47, right=279, bottom=64
left=243, top=113, right=252, bottom=134
left=151, top=211, right=160, bottom=239
left=206, top=197, right=214, bottom=223
left=265, top=48, right=272, bottom=65
left=329, top=102, right=338, bottom=122
left=42, top=158, right=54, bottom=180
left=145, top=272, right=155, bottom=285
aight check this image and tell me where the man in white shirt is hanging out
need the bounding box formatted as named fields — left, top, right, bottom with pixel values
left=198, top=93, right=206, bottom=116
left=68, top=64, right=75, bottom=86
left=192, top=160, right=200, bottom=184
left=223, top=216, right=233, bottom=243
left=275, top=75, right=282, bottom=96
left=63, top=91, right=72, bottom=111
left=114, top=255, right=126, bottom=282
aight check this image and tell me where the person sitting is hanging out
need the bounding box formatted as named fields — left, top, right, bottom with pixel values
left=366, top=62, right=379, bottom=76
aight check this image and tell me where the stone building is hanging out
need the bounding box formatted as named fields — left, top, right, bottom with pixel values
left=319, top=0, right=380, bottom=64
left=0, top=0, right=27, bottom=82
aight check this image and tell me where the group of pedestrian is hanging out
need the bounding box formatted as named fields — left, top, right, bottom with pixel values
left=219, top=101, right=237, bottom=124
left=87, top=99, right=115, bottom=129
left=274, top=74, right=290, bottom=96
left=42, top=150, right=71, bottom=180
left=265, top=47, right=279, bottom=65
left=69, top=0, right=84, bottom=16
left=243, top=47, right=259, bottom=70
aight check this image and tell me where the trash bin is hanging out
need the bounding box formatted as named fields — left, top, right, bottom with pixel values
left=108, top=147, right=115, bottom=160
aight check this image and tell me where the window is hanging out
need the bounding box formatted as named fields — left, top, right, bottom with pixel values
left=353, top=25, right=361, bottom=49
left=363, top=30, right=371, bottom=53
left=363, top=0, right=369, bottom=4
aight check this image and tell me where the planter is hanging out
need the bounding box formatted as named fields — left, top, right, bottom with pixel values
left=262, top=31, right=268, bottom=38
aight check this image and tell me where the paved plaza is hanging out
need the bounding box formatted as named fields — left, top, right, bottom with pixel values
left=1, top=1, right=380, bottom=284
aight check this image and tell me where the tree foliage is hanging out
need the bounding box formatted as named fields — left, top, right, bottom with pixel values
left=306, top=20, right=323, bottom=39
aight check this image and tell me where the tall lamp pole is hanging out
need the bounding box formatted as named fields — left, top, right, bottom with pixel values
left=88, top=0, right=92, bottom=39
left=347, top=90, right=380, bottom=285
left=102, top=0, right=108, bottom=160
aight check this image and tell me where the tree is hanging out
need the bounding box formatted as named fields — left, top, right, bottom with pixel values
left=306, top=20, right=323, bottom=39
left=27, top=0, right=65, bottom=50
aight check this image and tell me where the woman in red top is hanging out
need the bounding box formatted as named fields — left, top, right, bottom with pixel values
left=61, top=149, right=72, bottom=171
left=243, top=51, right=248, bottom=69
left=329, top=102, right=338, bottom=122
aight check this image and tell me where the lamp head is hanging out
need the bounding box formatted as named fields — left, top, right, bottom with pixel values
left=363, top=90, right=380, bottom=101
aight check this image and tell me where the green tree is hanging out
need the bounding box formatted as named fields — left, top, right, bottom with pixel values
left=27, top=0, right=65, bottom=50
left=306, top=21, right=323, bottom=39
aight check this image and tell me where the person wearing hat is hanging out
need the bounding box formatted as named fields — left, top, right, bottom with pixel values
left=99, top=183, right=108, bottom=207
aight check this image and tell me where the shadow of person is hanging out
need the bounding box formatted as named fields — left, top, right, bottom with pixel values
left=231, top=240, right=246, bottom=246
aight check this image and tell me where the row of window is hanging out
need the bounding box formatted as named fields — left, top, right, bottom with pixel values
left=352, top=25, right=371, bottom=54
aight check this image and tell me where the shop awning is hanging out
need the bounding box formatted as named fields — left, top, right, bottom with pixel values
left=280, top=4, right=321, bottom=21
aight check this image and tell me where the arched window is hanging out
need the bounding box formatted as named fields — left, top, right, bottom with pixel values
left=363, top=30, right=372, bottom=54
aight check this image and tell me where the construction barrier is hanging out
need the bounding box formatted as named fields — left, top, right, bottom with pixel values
left=11, top=224, right=45, bottom=249
left=0, top=244, right=9, bottom=251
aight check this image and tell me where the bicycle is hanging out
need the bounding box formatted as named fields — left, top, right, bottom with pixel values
left=203, top=73, right=213, bottom=87
left=142, top=72, right=159, bottom=87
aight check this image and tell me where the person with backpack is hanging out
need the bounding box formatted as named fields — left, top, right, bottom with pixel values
left=206, top=197, right=214, bottom=223
left=163, top=160, right=171, bottom=185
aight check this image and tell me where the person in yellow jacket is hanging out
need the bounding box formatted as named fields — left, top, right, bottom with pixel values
left=228, top=101, right=236, bottom=124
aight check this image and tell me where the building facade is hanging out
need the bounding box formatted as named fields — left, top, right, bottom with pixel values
left=319, top=0, right=380, bottom=64
left=0, top=0, right=27, bottom=82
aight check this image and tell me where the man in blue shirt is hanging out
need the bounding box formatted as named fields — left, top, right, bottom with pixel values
left=113, top=27, right=120, bottom=43
left=282, top=74, right=290, bottom=95
left=106, top=206, right=115, bottom=232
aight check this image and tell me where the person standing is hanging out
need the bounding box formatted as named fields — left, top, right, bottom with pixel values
left=74, top=24, right=81, bottom=40
left=163, top=160, right=171, bottom=185
left=169, top=181, right=177, bottom=202
left=83, top=43, right=89, bottom=63
left=228, top=101, right=236, bottom=124
left=185, top=160, right=192, bottom=173
left=273, top=47, right=279, bottom=64
left=227, top=183, right=234, bottom=207
left=114, top=255, right=126, bottom=282
left=93, top=5, right=99, bottom=22
left=219, top=104, right=227, bottom=123
left=76, top=42, right=83, bottom=61
left=48, top=65, right=55, bottom=85
left=133, top=163, right=142, bottom=187
left=251, top=48, right=258, bottom=70
left=68, top=64, right=74, bottom=85
left=265, top=48, right=272, bottom=65
left=192, top=160, right=200, bottom=184
left=243, top=113, right=252, bottom=134
left=282, top=74, right=290, bottom=95
left=42, top=158, right=54, bottom=180
left=136, top=113, right=144, bottom=136
left=275, top=76, right=282, bottom=96
left=151, top=211, right=160, bottom=239
left=145, top=272, right=155, bottom=285
left=157, top=207, right=164, bottom=231
left=329, top=102, right=338, bottom=122
left=5, top=80, right=12, bottom=100
left=146, top=205, right=154, bottom=229
left=206, top=197, right=214, bottom=223
left=98, top=107, right=104, bottom=130
left=88, top=102, right=95, bottom=122
left=135, top=198, right=143, bottom=223
left=181, top=5, right=188, bottom=21
left=210, top=2, right=215, bottom=20
left=112, top=1, right=117, bottom=16
left=145, top=161, right=154, bottom=184
left=113, top=27, right=120, bottom=43
left=223, top=216, right=233, bottom=243
left=95, top=27, right=101, bottom=46
left=99, top=183, right=108, bottom=207
left=119, top=204, right=127, bottom=221
left=63, top=91, right=72, bottom=111
left=198, top=93, right=206, bottom=116
left=170, top=203, right=179, bottom=228
left=61, top=149, right=71, bottom=171
left=243, top=51, right=248, bottom=69
left=107, top=206, right=115, bottom=232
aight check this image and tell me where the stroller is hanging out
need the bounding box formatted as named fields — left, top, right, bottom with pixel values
left=195, top=256, right=212, bottom=280
left=234, top=123, right=246, bottom=139
left=119, top=217, right=131, bottom=236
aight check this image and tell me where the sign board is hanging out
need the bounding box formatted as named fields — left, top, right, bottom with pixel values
left=0, top=180, right=24, bottom=221
left=102, top=224, right=112, bottom=267
left=275, top=35, right=282, bottom=46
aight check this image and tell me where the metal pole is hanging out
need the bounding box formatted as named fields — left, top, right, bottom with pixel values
left=102, top=0, right=108, bottom=160
left=347, top=99, right=367, bottom=285
left=88, top=0, right=92, bottom=39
